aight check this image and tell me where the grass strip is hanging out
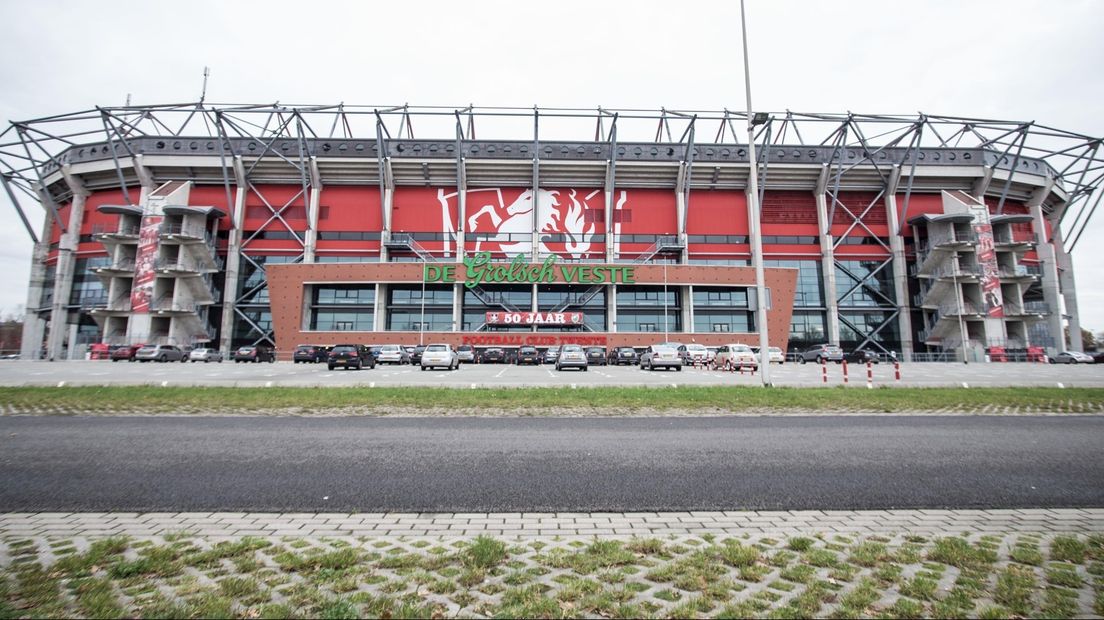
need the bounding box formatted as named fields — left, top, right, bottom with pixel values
left=1, top=385, right=1103, bottom=414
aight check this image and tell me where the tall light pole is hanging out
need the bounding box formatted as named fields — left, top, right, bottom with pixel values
left=419, top=257, right=426, bottom=346
left=741, top=0, right=772, bottom=386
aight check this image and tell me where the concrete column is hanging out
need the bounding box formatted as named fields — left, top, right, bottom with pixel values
left=219, top=160, right=247, bottom=355
left=21, top=211, right=51, bottom=359
left=300, top=284, right=313, bottom=331
left=67, top=323, right=79, bottom=361
left=604, top=161, right=615, bottom=264
left=675, top=164, right=689, bottom=263
left=685, top=285, right=695, bottom=335
left=607, top=283, right=617, bottom=333
left=380, top=158, right=394, bottom=263
left=375, top=283, right=388, bottom=332
left=1031, top=202, right=1064, bottom=356
left=885, top=168, right=914, bottom=361
left=813, top=172, right=840, bottom=344
left=452, top=283, right=463, bottom=331
left=1051, top=215, right=1081, bottom=351
left=304, top=156, right=321, bottom=263
left=46, top=186, right=88, bottom=360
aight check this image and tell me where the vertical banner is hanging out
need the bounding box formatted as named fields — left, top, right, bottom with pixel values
left=130, top=215, right=162, bottom=313
left=970, top=208, right=1004, bottom=318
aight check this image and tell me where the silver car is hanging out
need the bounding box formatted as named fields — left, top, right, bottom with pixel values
left=641, top=345, right=683, bottom=371
left=135, top=344, right=186, bottom=363
left=555, top=344, right=588, bottom=371
left=188, top=348, right=224, bottom=363
left=420, top=343, right=459, bottom=371
left=457, top=344, right=476, bottom=364
left=377, top=344, right=411, bottom=365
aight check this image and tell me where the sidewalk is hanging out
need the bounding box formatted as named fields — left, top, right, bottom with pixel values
left=2, top=509, right=1101, bottom=538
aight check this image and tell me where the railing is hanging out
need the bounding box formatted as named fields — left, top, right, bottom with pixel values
left=385, top=233, right=443, bottom=263
left=929, top=230, right=978, bottom=247
left=994, top=232, right=1037, bottom=245
left=633, top=235, right=683, bottom=264
left=1022, top=301, right=1049, bottom=314
left=911, top=351, right=958, bottom=362
left=151, top=296, right=196, bottom=313
left=938, top=300, right=983, bottom=317
left=153, top=258, right=199, bottom=272
left=160, top=223, right=209, bottom=241
left=98, top=258, right=136, bottom=272
left=92, top=223, right=140, bottom=237
left=928, top=264, right=981, bottom=279
left=77, top=294, right=109, bottom=309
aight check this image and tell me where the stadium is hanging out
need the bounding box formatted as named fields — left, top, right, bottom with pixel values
left=2, top=103, right=1101, bottom=362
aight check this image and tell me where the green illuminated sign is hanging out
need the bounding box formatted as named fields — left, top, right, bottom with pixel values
left=423, top=252, right=635, bottom=288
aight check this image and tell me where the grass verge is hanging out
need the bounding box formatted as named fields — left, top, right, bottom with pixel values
left=1, top=385, right=1103, bottom=415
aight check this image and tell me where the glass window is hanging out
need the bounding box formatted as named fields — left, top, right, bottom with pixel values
left=835, top=260, right=895, bottom=308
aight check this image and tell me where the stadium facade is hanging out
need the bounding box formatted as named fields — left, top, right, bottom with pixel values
left=1, top=104, right=1100, bottom=361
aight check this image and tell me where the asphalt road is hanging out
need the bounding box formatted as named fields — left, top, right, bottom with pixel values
left=1, top=415, right=1101, bottom=512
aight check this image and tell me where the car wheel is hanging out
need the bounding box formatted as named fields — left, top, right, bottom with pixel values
left=328, top=365, right=335, bottom=370
left=158, top=355, right=166, bottom=363
left=676, top=366, right=682, bottom=372
left=583, top=366, right=588, bottom=372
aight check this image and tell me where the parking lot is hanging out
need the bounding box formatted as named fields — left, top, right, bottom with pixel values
left=1, top=358, right=1103, bottom=388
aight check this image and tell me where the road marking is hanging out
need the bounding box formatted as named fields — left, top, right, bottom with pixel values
left=161, top=381, right=168, bottom=387
left=494, top=367, right=508, bottom=378
left=57, top=381, right=65, bottom=387
left=321, top=374, right=333, bottom=377
left=265, top=381, right=273, bottom=387
left=369, top=382, right=376, bottom=388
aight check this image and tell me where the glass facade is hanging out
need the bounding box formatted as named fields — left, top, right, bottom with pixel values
left=692, top=287, right=753, bottom=333
left=835, top=259, right=900, bottom=352
left=537, top=285, right=605, bottom=331
left=310, top=285, right=376, bottom=332
left=616, top=286, right=681, bottom=333
left=387, top=285, right=453, bottom=332
left=765, top=259, right=827, bottom=350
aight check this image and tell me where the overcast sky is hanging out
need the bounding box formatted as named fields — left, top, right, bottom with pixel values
left=2, top=0, right=1103, bottom=333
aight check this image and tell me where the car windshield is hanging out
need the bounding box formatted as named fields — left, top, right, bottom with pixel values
left=686, top=344, right=707, bottom=351
left=587, top=348, right=604, bottom=354
left=237, top=347, right=252, bottom=352
left=520, top=347, right=536, bottom=353
left=733, top=345, right=752, bottom=352
left=620, top=348, right=635, bottom=353
left=332, top=346, right=355, bottom=353
left=381, top=345, right=400, bottom=352
left=653, top=346, right=676, bottom=354
left=562, top=345, right=583, bottom=353
left=426, top=345, right=448, bottom=352
left=458, top=345, right=472, bottom=351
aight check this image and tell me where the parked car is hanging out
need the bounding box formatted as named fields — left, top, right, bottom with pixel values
left=678, top=343, right=711, bottom=365
left=641, top=345, right=683, bottom=371
left=715, top=344, right=758, bottom=370
left=586, top=347, right=608, bottom=366
left=457, top=344, right=476, bottom=364
left=543, top=346, right=561, bottom=365
left=1090, top=351, right=1104, bottom=364
left=293, top=345, right=328, bottom=363
left=555, top=344, right=588, bottom=371
left=327, top=344, right=375, bottom=370
left=234, top=345, right=276, bottom=363
left=480, top=347, right=507, bottom=364
left=110, top=344, right=144, bottom=362
left=135, top=344, right=187, bottom=363
left=189, top=348, right=224, bottom=363
left=750, top=346, right=785, bottom=364
left=611, top=347, right=639, bottom=365
left=1052, top=351, right=1094, bottom=364
left=847, top=348, right=880, bottom=364
left=800, top=343, right=845, bottom=364
left=409, top=346, right=426, bottom=364
left=420, top=343, right=459, bottom=370
left=377, top=344, right=411, bottom=365
left=515, top=346, right=541, bottom=365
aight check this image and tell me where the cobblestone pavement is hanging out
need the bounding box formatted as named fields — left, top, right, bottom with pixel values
left=2, top=509, right=1101, bottom=538
left=1, top=517, right=1101, bottom=618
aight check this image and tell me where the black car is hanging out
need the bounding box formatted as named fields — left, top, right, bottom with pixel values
left=612, top=347, right=639, bottom=365
left=328, top=344, right=376, bottom=370
left=516, top=346, right=541, bottom=365
left=234, top=344, right=276, bottom=363
left=409, top=346, right=426, bottom=364
left=848, top=349, right=880, bottom=364
left=586, top=347, right=608, bottom=366
left=480, top=347, right=506, bottom=363
left=293, top=344, right=328, bottom=363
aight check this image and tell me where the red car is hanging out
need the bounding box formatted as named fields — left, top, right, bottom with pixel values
left=110, top=344, right=144, bottom=362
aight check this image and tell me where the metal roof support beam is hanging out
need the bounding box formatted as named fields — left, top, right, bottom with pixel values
left=993, top=123, right=1031, bottom=215
left=884, top=165, right=913, bottom=361
left=218, top=154, right=248, bottom=357
left=531, top=108, right=540, bottom=261
left=0, top=172, right=38, bottom=243
left=814, top=164, right=840, bottom=344
left=375, top=114, right=391, bottom=262
left=454, top=113, right=467, bottom=262
left=45, top=164, right=90, bottom=361
left=604, top=114, right=618, bottom=264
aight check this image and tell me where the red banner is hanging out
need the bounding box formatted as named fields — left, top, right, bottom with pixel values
left=130, top=215, right=161, bottom=313
left=485, top=311, right=584, bottom=326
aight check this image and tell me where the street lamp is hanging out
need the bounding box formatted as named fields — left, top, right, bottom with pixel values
left=741, top=0, right=772, bottom=386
